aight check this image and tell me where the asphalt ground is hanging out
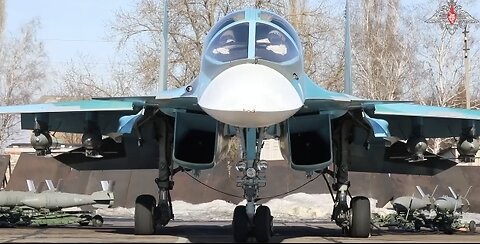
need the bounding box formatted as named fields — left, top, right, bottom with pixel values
left=0, top=218, right=478, bottom=243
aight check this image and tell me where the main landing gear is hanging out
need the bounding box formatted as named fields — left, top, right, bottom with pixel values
left=134, top=116, right=175, bottom=235
left=134, top=178, right=175, bottom=235
left=326, top=115, right=371, bottom=238
left=323, top=171, right=371, bottom=238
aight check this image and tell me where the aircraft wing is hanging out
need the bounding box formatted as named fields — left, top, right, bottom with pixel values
left=0, top=91, right=202, bottom=171
left=0, top=100, right=138, bottom=113
left=153, top=85, right=203, bottom=113
left=369, top=103, right=480, bottom=138
left=299, top=78, right=480, bottom=175
left=0, top=98, right=146, bottom=134
left=299, top=76, right=480, bottom=139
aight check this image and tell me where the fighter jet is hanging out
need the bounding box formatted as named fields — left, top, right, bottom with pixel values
left=2, top=1, right=480, bottom=241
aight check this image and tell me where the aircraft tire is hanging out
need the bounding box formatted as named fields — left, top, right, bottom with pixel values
left=135, top=194, right=156, bottom=235
left=469, top=220, right=476, bottom=233
left=254, top=205, right=273, bottom=243
left=232, top=206, right=249, bottom=242
left=350, top=196, right=371, bottom=238
left=79, top=214, right=91, bottom=226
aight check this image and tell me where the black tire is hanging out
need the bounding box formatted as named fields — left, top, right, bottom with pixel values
left=350, top=196, right=371, bottom=238
left=79, top=222, right=90, bottom=226
left=92, top=215, right=104, bottom=227
left=135, top=194, right=156, bottom=235
left=469, top=220, right=476, bottom=233
left=444, top=226, right=454, bottom=234
left=232, top=206, right=249, bottom=242
left=79, top=214, right=91, bottom=226
left=254, top=206, right=273, bottom=243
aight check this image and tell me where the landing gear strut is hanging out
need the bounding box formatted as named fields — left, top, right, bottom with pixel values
left=325, top=174, right=371, bottom=238
left=232, top=128, right=273, bottom=242
left=134, top=115, right=174, bottom=235
left=328, top=118, right=371, bottom=238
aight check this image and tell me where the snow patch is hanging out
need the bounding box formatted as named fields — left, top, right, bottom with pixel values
left=95, top=193, right=478, bottom=223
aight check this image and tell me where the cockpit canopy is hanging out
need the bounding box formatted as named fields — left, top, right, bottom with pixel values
left=203, top=9, right=302, bottom=64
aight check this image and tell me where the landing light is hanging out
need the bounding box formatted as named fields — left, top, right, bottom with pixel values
left=235, top=161, right=246, bottom=171
left=257, top=160, right=268, bottom=171
left=246, top=168, right=256, bottom=178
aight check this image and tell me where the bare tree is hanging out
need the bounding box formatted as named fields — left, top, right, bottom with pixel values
left=412, top=2, right=480, bottom=154
left=0, top=19, right=47, bottom=151
left=47, top=56, right=139, bottom=144
left=0, top=0, right=4, bottom=39
left=286, top=0, right=344, bottom=90
left=110, top=0, right=250, bottom=90
left=51, top=57, right=137, bottom=99
left=110, top=0, right=342, bottom=91
left=351, top=0, right=421, bottom=100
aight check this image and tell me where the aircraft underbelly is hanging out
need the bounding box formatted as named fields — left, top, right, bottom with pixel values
left=201, top=108, right=298, bottom=128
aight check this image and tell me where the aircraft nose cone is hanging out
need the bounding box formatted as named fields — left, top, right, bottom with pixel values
left=198, top=63, right=303, bottom=127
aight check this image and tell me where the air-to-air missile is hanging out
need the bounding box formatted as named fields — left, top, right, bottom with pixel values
left=372, top=186, right=476, bottom=233
left=0, top=180, right=114, bottom=227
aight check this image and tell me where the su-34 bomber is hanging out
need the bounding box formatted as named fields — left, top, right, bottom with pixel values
left=1, top=1, right=480, bottom=242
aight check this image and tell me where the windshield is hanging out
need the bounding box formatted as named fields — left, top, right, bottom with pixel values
left=205, top=23, right=249, bottom=63
left=255, top=23, right=298, bottom=63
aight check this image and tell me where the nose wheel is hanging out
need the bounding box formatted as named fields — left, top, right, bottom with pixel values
left=254, top=206, right=273, bottom=242
left=232, top=205, right=273, bottom=243
left=232, top=206, right=249, bottom=242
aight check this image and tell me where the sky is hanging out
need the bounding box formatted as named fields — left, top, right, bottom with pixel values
left=4, top=0, right=480, bottom=77
left=4, top=0, right=135, bottom=74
